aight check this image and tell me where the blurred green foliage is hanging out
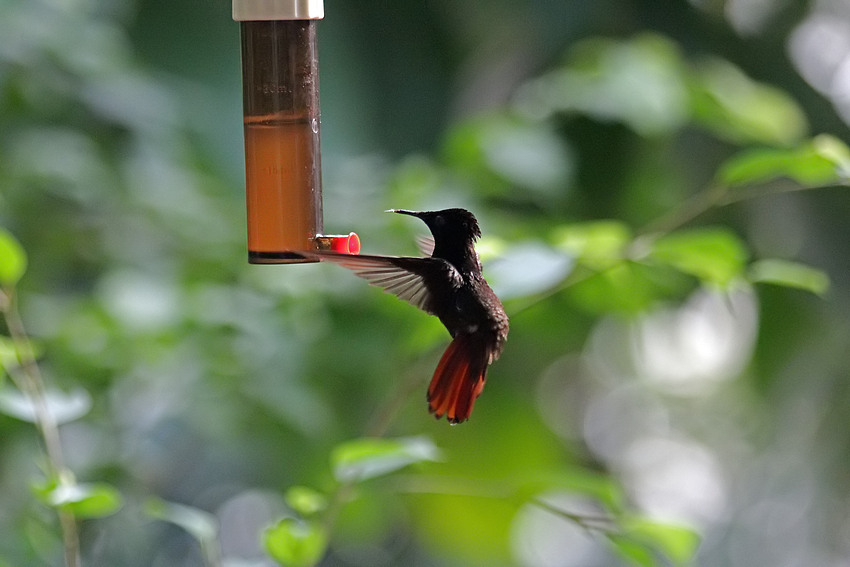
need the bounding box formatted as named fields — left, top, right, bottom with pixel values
left=2, top=1, right=850, bottom=566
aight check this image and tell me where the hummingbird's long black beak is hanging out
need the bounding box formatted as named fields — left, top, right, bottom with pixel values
left=386, top=209, right=422, bottom=218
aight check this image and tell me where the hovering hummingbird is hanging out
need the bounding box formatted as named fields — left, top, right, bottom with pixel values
left=304, top=208, right=508, bottom=424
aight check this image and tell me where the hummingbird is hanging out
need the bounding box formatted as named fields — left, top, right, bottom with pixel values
left=304, top=208, right=509, bottom=424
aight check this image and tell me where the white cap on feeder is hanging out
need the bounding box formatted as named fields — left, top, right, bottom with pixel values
left=233, top=0, right=324, bottom=21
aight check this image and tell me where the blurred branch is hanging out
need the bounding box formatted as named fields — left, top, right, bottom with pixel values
left=385, top=474, right=617, bottom=533
left=718, top=178, right=842, bottom=206
left=639, top=178, right=842, bottom=236
left=364, top=364, right=429, bottom=438
left=637, top=182, right=729, bottom=236
left=507, top=266, right=598, bottom=319
left=529, top=497, right=616, bottom=534
left=0, top=289, right=80, bottom=567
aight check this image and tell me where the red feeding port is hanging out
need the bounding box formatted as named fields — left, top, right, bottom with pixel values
left=328, top=232, right=360, bottom=254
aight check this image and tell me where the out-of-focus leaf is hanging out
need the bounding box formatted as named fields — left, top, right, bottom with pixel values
left=486, top=242, right=573, bottom=300
left=552, top=220, right=632, bottom=270
left=620, top=517, right=701, bottom=566
left=718, top=135, right=850, bottom=187
left=606, top=533, right=657, bottom=567
left=331, top=436, right=441, bottom=483
left=0, top=337, right=18, bottom=369
left=443, top=114, right=574, bottom=199
left=264, top=517, right=327, bottom=567
left=749, top=259, right=830, bottom=296
left=0, top=337, right=18, bottom=387
left=285, top=486, right=327, bottom=516
left=388, top=155, right=443, bottom=205
left=0, top=228, right=27, bottom=287
left=649, top=228, right=748, bottom=286
left=690, top=58, right=808, bottom=146
left=24, top=515, right=61, bottom=561
left=476, top=235, right=508, bottom=262
left=145, top=497, right=218, bottom=544
left=568, top=262, right=677, bottom=315
left=0, top=388, right=92, bottom=424
left=37, top=481, right=122, bottom=518
left=512, top=469, right=625, bottom=513
left=515, top=34, right=689, bottom=136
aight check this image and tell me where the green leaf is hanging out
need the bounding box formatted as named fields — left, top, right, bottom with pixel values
left=690, top=58, right=808, bottom=146
left=0, top=338, right=43, bottom=391
left=146, top=497, right=224, bottom=566
left=0, top=228, right=27, bottom=287
left=621, top=517, right=701, bottom=565
left=145, top=497, right=218, bottom=544
left=264, top=517, right=327, bottom=567
left=554, top=467, right=626, bottom=513
left=552, top=220, right=632, bottom=270
left=0, top=337, right=18, bottom=388
left=515, top=34, right=690, bottom=136
left=606, top=533, right=657, bottom=567
left=443, top=114, right=573, bottom=199
left=513, top=469, right=626, bottom=513
left=40, top=482, right=122, bottom=518
left=649, top=228, right=748, bottom=286
left=812, top=134, right=850, bottom=175
left=285, top=486, right=327, bottom=516
left=0, top=387, right=92, bottom=424
left=0, top=337, right=18, bottom=370
left=718, top=135, right=850, bottom=187
left=749, top=259, right=830, bottom=296
left=567, top=262, right=686, bottom=315
left=331, top=436, right=441, bottom=483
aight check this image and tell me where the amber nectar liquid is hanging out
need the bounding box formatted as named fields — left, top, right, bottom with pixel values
left=244, top=114, right=321, bottom=261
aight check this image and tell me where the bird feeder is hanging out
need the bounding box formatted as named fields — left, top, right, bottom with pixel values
left=234, top=0, right=359, bottom=263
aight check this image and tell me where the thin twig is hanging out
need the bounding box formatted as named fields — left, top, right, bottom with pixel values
left=1, top=289, right=80, bottom=567
left=506, top=265, right=599, bottom=319
left=381, top=474, right=618, bottom=535
left=529, top=497, right=616, bottom=534
left=364, top=363, right=429, bottom=438
left=716, top=178, right=840, bottom=208
left=320, top=364, right=429, bottom=541
left=636, top=183, right=729, bottom=236
left=639, top=178, right=842, bottom=236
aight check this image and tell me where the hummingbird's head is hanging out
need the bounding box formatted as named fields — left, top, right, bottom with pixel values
left=389, top=208, right=482, bottom=243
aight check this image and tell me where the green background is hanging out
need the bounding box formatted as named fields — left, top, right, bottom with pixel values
left=2, top=0, right=850, bottom=565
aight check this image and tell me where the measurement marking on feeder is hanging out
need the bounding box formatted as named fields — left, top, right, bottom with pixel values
left=261, top=164, right=286, bottom=176
left=258, top=82, right=291, bottom=95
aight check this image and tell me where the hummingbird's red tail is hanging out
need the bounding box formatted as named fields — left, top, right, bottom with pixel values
left=427, top=334, right=489, bottom=424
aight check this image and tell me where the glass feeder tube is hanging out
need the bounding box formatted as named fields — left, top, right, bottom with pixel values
left=235, top=0, right=337, bottom=263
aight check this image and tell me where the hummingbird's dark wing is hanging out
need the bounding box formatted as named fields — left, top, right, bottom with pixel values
left=305, top=252, right=462, bottom=315
left=416, top=235, right=435, bottom=257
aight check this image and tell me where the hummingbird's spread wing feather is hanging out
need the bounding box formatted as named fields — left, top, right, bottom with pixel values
left=305, top=252, right=462, bottom=315
left=416, top=235, right=435, bottom=257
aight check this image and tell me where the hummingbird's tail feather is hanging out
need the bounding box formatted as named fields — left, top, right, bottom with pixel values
left=427, top=334, right=489, bottom=424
